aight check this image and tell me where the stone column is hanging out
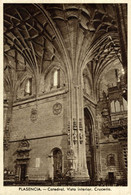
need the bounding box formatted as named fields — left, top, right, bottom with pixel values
left=67, top=82, right=89, bottom=182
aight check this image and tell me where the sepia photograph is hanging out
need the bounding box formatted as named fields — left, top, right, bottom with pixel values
left=3, top=3, right=127, bottom=188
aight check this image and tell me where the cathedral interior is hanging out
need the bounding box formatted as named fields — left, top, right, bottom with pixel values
left=4, top=4, right=127, bottom=186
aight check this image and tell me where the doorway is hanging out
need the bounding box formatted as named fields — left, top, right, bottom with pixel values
left=53, top=148, right=62, bottom=180
left=108, top=172, right=114, bottom=184
left=20, top=164, right=27, bottom=181
left=84, top=108, right=94, bottom=181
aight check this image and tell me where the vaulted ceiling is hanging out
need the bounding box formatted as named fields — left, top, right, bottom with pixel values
left=4, top=4, right=121, bottom=92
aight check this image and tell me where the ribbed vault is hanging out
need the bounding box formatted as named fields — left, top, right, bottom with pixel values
left=4, top=4, right=121, bottom=95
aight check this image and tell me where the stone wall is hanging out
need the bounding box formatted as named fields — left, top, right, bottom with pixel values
left=5, top=92, right=69, bottom=180
left=11, top=92, right=67, bottom=141
left=99, top=141, right=124, bottom=181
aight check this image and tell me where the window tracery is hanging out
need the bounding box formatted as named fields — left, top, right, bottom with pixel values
left=110, top=98, right=127, bottom=113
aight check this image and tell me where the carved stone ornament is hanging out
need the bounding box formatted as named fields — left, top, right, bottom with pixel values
left=67, top=148, right=76, bottom=160
left=95, top=132, right=99, bottom=147
left=79, top=131, right=83, bottom=144
left=73, top=132, right=77, bottom=144
left=17, top=136, right=31, bottom=160
left=79, top=118, right=83, bottom=131
left=4, top=117, right=11, bottom=150
left=18, top=136, right=30, bottom=149
left=73, top=118, right=77, bottom=130
left=102, top=120, right=110, bottom=136
left=53, top=102, right=62, bottom=115
left=101, top=108, right=109, bottom=117
left=30, top=108, right=37, bottom=122
left=67, top=121, right=70, bottom=145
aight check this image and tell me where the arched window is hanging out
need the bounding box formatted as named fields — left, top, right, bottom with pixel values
left=110, top=100, right=125, bottom=113
left=121, top=104, right=124, bottom=111
left=53, top=70, right=58, bottom=87
left=111, top=100, right=115, bottom=113
left=115, top=100, right=120, bottom=112
left=52, top=69, right=60, bottom=88
left=123, top=98, right=127, bottom=111
left=107, top=154, right=115, bottom=166
left=25, top=78, right=32, bottom=95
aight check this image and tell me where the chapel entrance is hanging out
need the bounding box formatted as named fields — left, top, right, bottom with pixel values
left=20, top=164, right=27, bottom=181
left=84, top=108, right=95, bottom=181
left=108, top=172, right=115, bottom=185
left=53, top=148, right=62, bottom=180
